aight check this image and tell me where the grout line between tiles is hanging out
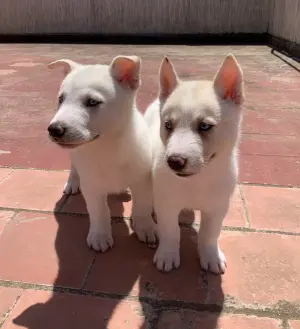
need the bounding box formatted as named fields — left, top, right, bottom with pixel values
left=0, top=280, right=300, bottom=321
left=240, top=182, right=299, bottom=189
left=0, top=166, right=299, bottom=188
left=280, top=319, right=291, bottom=329
left=80, top=256, right=96, bottom=290
left=238, top=185, right=251, bottom=228
left=0, top=289, right=23, bottom=329
left=0, top=168, right=14, bottom=185
left=0, top=206, right=299, bottom=236
left=0, top=165, right=69, bottom=172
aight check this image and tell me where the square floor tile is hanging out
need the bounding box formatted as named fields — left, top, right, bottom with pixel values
left=3, top=290, right=152, bottom=329
left=0, top=212, right=93, bottom=288
left=242, top=185, right=300, bottom=232
left=0, top=169, right=68, bottom=211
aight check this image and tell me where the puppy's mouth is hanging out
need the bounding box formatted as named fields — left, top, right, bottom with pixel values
left=176, top=172, right=195, bottom=178
left=209, top=153, right=216, bottom=161
left=173, top=153, right=216, bottom=178
left=49, top=135, right=100, bottom=149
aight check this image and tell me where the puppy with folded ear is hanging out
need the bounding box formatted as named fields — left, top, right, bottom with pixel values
left=48, top=56, right=156, bottom=251
left=145, top=54, right=244, bottom=273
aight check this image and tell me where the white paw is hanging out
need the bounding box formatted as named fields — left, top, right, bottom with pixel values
left=153, top=245, right=180, bottom=272
left=63, top=178, right=80, bottom=195
left=132, top=215, right=157, bottom=244
left=87, top=227, right=114, bottom=252
left=198, top=244, right=227, bottom=274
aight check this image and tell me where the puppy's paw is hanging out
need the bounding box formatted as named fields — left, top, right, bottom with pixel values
left=153, top=245, right=180, bottom=272
left=87, top=228, right=114, bottom=252
left=132, top=215, right=157, bottom=244
left=63, top=178, right=80, bottom=195
left=198, top=244, right=227, bottom=274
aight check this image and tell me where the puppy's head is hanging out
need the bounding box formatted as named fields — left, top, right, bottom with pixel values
left=158, top=55, right=244, bottom=177
left=47, top=56, right=141, bottom=149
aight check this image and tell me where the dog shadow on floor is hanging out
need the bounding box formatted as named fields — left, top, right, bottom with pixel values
left=13, top=193, right=224, bottom=328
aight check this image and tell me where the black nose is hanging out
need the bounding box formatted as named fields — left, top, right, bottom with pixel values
left=167, top=155, right=187, bottom=172
left=48, top=123, right=66, bottom=138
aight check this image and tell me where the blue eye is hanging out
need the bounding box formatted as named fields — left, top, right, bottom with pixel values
left=198, top=122, right=213, bottom=132
left=86, top=98, right=102, bottom=107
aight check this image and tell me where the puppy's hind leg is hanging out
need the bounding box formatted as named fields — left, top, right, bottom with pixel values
left=63, top=163, right=80, bottom=195
left=129, top=173, right=156, bottom=244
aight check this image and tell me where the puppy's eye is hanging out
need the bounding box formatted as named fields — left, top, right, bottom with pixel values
left=86, top=98, right=102, bottom=107
left=198, top=122, right=213, bottom=132
left=58, top=95, right=64, bottom=105
left=164, top=120, right=173, bottom=131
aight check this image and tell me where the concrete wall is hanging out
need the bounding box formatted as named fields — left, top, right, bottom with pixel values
left=269, top=0, right=300, bottom=44
left=0, top=0, right=299, bottom=48
left=0, top=0, right=270, bottom=35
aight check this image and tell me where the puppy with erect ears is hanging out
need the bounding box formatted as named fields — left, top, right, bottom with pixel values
left=144, top=54, right=244, bottom=274
left=48, top=55, right=156, bottom=252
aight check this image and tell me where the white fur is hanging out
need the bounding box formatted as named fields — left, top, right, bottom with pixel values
left=144, top=55, right=244, bottom=273
left=63, top=164, right=80, bottom=195
left=48, top=56, right=156, bottom=251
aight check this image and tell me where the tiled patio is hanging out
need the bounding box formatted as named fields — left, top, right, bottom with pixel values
left=0, top=44, right=299, bottom=328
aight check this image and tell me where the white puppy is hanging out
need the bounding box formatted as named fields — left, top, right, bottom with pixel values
left=144, top=55, right=244, bottom=274
left=48, top=56, right=156, bottom=251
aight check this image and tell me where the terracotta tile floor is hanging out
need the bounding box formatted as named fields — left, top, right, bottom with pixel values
left=0, top=45, right=299, bottom=328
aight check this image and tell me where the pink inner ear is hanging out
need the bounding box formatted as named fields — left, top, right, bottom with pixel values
left=117, top=73, right=130, bottom=84
left=117, top=72, right=138, bottom=90
left=222, top=73, right=241, bottom=104
left=161, top=77, right=172, bottom=98
left=113, top=59, right=139, bottom=89
left=160, top=62, right=177, bottom=99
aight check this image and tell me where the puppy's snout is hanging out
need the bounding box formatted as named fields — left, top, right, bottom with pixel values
left=48, top=123, right=66, bottom=139
left=167, top=155, right=187, bottom=172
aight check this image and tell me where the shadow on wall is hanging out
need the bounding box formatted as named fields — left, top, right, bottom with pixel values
left=12, top=193, right=224, bottom=328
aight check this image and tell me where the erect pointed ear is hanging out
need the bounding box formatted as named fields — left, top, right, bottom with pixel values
left=213, top=54, right=244, bottom=105
left=48, top=59, right=82, bottom=76
left=110, top=55, right=141, bottom=90
left=159, top=56, right=179, bottom=100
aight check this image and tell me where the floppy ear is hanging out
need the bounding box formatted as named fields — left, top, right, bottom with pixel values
left=48, top=59, right=82, bottom=76
left=110, top=56, right=141, bottom=90
left=213, top=54, right=244, bottom=105
left=159, top=56, right=179, bottom=100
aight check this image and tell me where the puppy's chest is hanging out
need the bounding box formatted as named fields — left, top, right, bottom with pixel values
left=181, top=182, right=214, bottom=208
left=172, top=171, right=234, bottom=210
left=74, top=151, right=132, bottom=190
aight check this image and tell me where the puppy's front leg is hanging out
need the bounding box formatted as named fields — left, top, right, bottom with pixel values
left=63, top=163, right=80, bottom=195
left=81, top=183, right=113, bottom=252
left=130, top=173, right=156, bottom=244
left=198, top=202, right=229, bottom=274
left=153, top=186, right=181, bottom=272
